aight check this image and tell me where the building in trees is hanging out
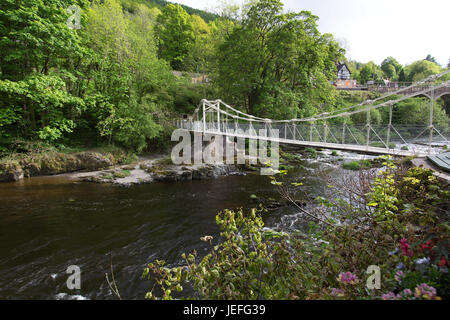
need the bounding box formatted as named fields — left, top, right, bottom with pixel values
left=334, top=62, right=357, bottom=88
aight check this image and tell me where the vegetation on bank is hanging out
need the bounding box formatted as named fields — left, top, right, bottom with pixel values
left=143, top=157, right=449, bottom=300
left=1, top=0, right=448, bottom=165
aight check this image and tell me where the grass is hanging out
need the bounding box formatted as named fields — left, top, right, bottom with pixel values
left=331, top=150, right=338, bottom=156
left=113, top=170, right=131, bottom=179
left=343, top=160, right=373, bottom=171
left=369, top=142, right=396, bottom=149
left=304, top=147, right=318, bottom=158
left=155, top=157, right=174, bottom=166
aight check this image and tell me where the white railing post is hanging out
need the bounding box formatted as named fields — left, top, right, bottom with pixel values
left=217, top=101, right=221, bottom=133
left=202, top=100, right=206, bottom=132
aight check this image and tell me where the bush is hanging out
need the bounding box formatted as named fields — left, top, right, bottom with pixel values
left=304, top=147, right=318, bottom=158
left=370, top=142, right=396, bottom=149
left=113, top=170, right=131, bottom=178
left=343, top=160, right=372, bottom=170
left=142, top=157, right=449, bottom=300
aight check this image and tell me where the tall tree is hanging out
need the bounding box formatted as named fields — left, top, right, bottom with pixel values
left=425, top=54, right=438, bottom=65
left=155, top=4, right=195, bottom=70
left=0, top=0, right=88, bottom=142
left=184, top=14, right=211, bottom=73
left=381, top=56, right=402, bottom=80
left=398, top=69, right=407, bottom=83
left=213, top=0, right=344, bottom=119
left=359, top=62, right=383, bottom=84
left=404, top=60, right=442, bottom=82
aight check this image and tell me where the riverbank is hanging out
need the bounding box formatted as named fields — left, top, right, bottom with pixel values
left=0, top=144, right=315, bottom=185
left=0, top=147, right=250, bottom=186
left=1, top=143, right=444, bottom=187
left=0, top=148, right=134, bottom=183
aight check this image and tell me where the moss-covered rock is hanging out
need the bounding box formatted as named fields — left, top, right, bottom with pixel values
left=0, top=150, right=117, bottom=182
left=74, top=152, right=113, bottom=171
left=0, top=160, right=23, bottom=182
left=39, top=153, right=82, bottom=175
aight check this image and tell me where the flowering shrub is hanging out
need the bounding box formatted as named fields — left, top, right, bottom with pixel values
left=399, top=238, right=413, bottom=257
left=143, top=159, right=449, bottom=300
left=414, top=283, right=440, bottom=300
left=338, top=272, right=358, bottom=285
left=382, top=288, right=415, bottom=300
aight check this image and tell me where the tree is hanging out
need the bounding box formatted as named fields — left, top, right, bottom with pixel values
left=381, top=57, right=402, bottom=80
left=0, top=0, right=89, bottom=143
left=398, top=69, right=407, bottom=83
left=84, top=0, right=171, bottom=152
left=213, top=0, right=344, bottom=119
left=425, top=54, right=438, bottom=65
left=184, top=15, right=211, bottom=73
left=359, top=62, right=383, bottom=84
left=404, top=60, right=442, bottom=82
left=155, top=4, right=195, bottom=70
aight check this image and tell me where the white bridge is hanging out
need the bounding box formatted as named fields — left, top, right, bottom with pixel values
left=176, top=70, right=450, bottom=157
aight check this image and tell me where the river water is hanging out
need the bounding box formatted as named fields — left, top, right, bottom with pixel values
left=0, top=151, right=376, bottom=299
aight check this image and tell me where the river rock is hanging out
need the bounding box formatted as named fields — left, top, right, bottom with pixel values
left=75, top=152, right=113, bottom=171
left=0, top=161, right=24, bottom=182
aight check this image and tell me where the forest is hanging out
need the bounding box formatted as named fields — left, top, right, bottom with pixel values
left=0, top=0, right=449, bottom=157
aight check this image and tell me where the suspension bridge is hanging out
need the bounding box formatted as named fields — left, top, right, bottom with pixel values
left=176, top=70, right=450, bottom=158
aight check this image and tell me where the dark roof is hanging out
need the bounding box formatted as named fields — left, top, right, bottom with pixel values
left=337, top=62, right=351, bottom=74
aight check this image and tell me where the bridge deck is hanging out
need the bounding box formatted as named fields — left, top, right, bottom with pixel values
left=190, top=129, right=428, bottom=157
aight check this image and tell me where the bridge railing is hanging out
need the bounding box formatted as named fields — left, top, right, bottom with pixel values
left=176, top=119, right=449, bottom=155
left=175, top=69, right=450, bottom=156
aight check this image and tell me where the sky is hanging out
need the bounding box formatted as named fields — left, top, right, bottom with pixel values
left=173, top=0, right=450, bottom=67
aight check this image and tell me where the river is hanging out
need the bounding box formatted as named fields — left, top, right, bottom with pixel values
left=0, top=150, right=377, bottom=299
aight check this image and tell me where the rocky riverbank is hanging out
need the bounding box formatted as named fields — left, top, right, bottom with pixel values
left=78, top=157, right=247, bottom=187
left=0, top=151, right=116, bottom=182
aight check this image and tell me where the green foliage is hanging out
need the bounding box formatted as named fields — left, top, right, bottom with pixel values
left=113, top=169, right=131, bottom=178
left=404, top=60, right=443, bottom=82
left=143, top=157, right=449, bottom=300
left=343, top=159, right=373, bottom=171
left=387, top=98, right=449, bottom=130
left=381, top=57, right=403, bottom=81
left=0, top=0, right=180, bottom=153
left=212, top=0, right=344, bottom=119
left=303, top=147, right=318, bottom=158
left=369, top=142, right=396, bottom=149
left=143, top=207, right=309, bottom=300
left=121, top=0, right=219, bottom=22
left=156, top=4, right=195, bottom=70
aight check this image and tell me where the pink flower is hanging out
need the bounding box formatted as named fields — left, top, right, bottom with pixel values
left=414, top=283, right=440, bottom=300
left=394, top=270, right=405, bottom=282
left=381, top=292, right=397, bottom=300
left=337, top=272, right=358, bottom=284
left=330, top=288, right=345, bottom=297
left=395, top=288, right=414, bottom=300
left=399, top=238, right=413, bottom=257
